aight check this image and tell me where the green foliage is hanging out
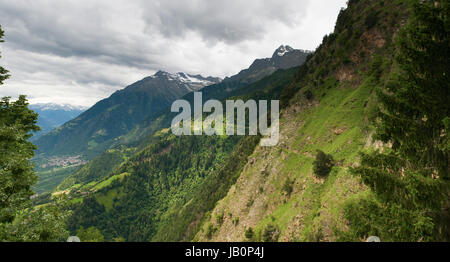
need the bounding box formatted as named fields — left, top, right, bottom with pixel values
left=215, top=211, right=224, bottom=225
left=34, top=165, right=81, bottom=194
left=76, top=226, right=104, bottom=242
left=205, top=223, right=216, bottom=239
left=262, top=224, right=280, bottom=242
left=349, top=0, right=450, bottom=241
left=304, top=90, right=314, bottom=101
left=340, top=193, right=435, bottom=241
left=365, top=10, right=379, bottom=29
left=282, top=177, right=294, bottom=196
left=0, top=96, right=39, bottom=225
left=1, top=198, right=71, bottom=242
left=0, top=25, right=10, bottom=85
left=313, top=150, right=334, bottom=177
left=232, top=216, right=239, bottom=226
left=245, top=227, right=254, bottom=240
left=58, top=150, right=126, bottom=190
left=1, top=36, right=71, bottom=241
left=0, top=97, right=70, bottom=242
left=280, top=64, right=309, bottom=108
left=66, top=67, right=296, bottom=242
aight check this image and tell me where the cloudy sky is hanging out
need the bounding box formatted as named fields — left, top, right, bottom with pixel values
left=0, top=0, right=347, bottom=108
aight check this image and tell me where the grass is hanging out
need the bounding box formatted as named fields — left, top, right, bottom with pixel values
left=96, top=189, right=120, bottom=211
left=196, top=76, right=374, bottom=241
left=93, top=172, right=129, bottom=191
left=34, top=165, right=81, bottom=194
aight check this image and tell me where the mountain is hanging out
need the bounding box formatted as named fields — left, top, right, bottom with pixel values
left=64, top=66, right=300, bottom=241
left=114, top=46, right=312, bottom=147
left=195, top=0, right=429, bottom=242
left=224, top=45, right=311, bottom=84
left=57, top=0, right=441, bottom=243
left=34, top=71, right=221, bottom=158
left=32, top=45, right=311, bottom=198
left=35, top=46, right=310, bottom=161
left=29, top=103, right=86, bottom=141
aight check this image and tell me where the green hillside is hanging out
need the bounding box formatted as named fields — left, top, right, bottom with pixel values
left=196, top=0, right=449, bottom=242
left=22, top=0, right=449, bottom=243
left=65, top=68, right=299, bottom=241
left=34, top=73, right=220, bottom=159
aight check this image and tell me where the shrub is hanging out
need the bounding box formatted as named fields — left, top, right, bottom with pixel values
left=282, top=178, right=294, bottom=196
left=365, top=11, right=379, bottom=29
left=76, top=226, right=104, bottom=242
left=313, top=150, right=334, bottom=177
left=304, top=90, right=314, bottom=101
left=232, top=217, right=239, bottom=226
left=205, top=223, right=216, bottom=239
left=245, top=227, right=254, bottom=240
left=215, top=211, right=224, bottom=225
left=262, top=224, right=280, bottom=242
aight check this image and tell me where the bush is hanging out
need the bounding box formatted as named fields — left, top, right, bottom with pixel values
left=245, top=227, right=254, bottom=240
left=304, top=90, right=314, bottom=101
left=313, top=150, right=334, bottom=177
left=262, top=224, right=280, bottom=242
left=76, top=226, right=104, bottom=242
left=282, top=178, right=294, bottom=196
left=215, top=211, right=224, bottom=225
left=205, top=223, right=216, bottom=239
left=365, top=11, right=379, bottom=29
left=232, top=217, right=240, bottom=226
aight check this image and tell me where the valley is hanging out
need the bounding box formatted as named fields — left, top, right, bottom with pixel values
left=1, top=0, right=448, bottom=243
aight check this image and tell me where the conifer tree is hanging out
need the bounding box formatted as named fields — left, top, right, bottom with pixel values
left=0, top=25, right=71, bottom=241
left=0, top=26, right=10, bottom=85
left=351, top=0, right=449, bottom=241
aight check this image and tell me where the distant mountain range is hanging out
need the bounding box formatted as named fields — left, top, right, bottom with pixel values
left=29, top=0, right=449, bottom=243
left=51, top=44, right=311, bottom=241
left=34, top=71, right=221, bottom=158
left=34, top=45, right=310, bottom=159
left=29, top=104, right=86, bottom=141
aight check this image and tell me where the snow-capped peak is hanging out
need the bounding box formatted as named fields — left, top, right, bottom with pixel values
left=275, top=45, right=295, bottom=57
left=30, top=103, right=88, bottom=111
left=152, top=70, right=221, bottom=87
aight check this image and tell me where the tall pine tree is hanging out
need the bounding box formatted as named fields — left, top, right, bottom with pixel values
left=350, top=0, right=449, bottom=241
left=0, top=25, right=71, bottom=241
left=0, top=26, right=10, bottom=85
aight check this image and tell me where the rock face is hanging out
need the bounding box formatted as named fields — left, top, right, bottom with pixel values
left=271, top=45, right=312, bottom=70
left=224, top=45, right=312, bottom=84
left=35, top=71, right=221, bottom=157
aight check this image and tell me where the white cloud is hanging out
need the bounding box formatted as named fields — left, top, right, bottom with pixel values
left=0, top=0, right=347, bottom=107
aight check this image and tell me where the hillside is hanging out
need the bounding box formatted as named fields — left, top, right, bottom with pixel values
left=34, top=72, right=220, bottom=159
left=33, top=0, right=449, bottom=242
left=64, top=0, right=410, bottom=241
left=195, top=0, right=427, bottom=242
left=65, top=67, right=300, bottom=241
left=32, top=46, right=311, bottom=196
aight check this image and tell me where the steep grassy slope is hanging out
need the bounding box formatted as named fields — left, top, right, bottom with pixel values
left=65, top=68, right=299, bottom=241
left=33, top=48, right=309, bottom=196
left=195, top=0, right=412, bottom=242
left=59, top=0, right=420, bottom=242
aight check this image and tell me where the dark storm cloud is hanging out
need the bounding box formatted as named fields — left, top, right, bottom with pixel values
left=0, top=1, right=157, bottom=68
left=1, top=0, right=309, bottom=69
left=142, top=0, right=309, bottom=44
